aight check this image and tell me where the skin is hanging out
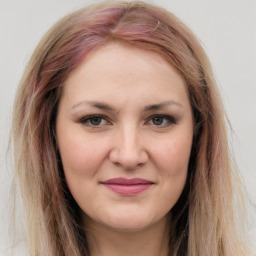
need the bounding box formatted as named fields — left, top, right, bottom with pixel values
left=56, top=42, right=194, bottom=256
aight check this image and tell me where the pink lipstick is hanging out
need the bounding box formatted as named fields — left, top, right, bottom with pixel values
left=100, top=178, right=154, bottom=195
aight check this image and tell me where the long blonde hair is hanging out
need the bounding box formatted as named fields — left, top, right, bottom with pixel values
left=12, top=1, right=249, bottom=255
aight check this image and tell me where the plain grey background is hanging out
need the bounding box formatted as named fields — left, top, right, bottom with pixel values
left=0, top=0, right=255, bottom=254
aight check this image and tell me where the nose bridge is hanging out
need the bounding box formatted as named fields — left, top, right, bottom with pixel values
left=120, top=122, right=138, bottom=151
left=109, top=122, right=148, bottom=169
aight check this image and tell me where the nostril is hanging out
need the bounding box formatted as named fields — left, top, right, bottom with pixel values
left=109, top=147, right=148, bottom=170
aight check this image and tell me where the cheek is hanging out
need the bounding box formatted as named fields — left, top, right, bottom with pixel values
left=153, top=135, right=192, bottom=177
left=57, top=134, right=110, bottom=209
left=58, top=133, right=109, bottom=177
left=151, top=132, right=192, bottom=203
left=154, top=138, right=191, bottom=207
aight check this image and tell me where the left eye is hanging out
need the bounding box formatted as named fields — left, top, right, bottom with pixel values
left=147, top=115, right=176, bottom=127
left=80, top=115, right=109, bottom=126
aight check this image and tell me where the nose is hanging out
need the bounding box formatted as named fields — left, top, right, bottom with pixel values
left=109, top=124, right=148, bottom=170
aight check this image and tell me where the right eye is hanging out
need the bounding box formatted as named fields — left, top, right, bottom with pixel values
left=79, top=115, right=110, bottom=127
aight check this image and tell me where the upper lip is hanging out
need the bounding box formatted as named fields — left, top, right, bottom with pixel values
left=100, top=178, right=154, bottom=185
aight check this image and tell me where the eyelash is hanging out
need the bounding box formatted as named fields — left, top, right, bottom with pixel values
left=79, top=114, right=176, bottom=128
left=146, top=114, right=177, bottom=127
left=79, top=115, right=110, bottom=127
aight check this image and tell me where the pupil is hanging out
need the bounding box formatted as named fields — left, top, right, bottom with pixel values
left=91, top=117, right=101, bottom=125
left=153, top=117, right=163, bottom=125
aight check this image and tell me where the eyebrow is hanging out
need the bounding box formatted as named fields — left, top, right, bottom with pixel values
left=143, top=100, right=183, bottom=111
left=70, top=101, right=115, bottom=112
left=70, top=100, right=183, bottom=112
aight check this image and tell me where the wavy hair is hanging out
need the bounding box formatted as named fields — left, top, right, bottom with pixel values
left=12, top=1, right=249, bottom=255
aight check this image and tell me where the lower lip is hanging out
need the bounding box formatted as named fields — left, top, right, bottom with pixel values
left=102, top=183, right=153, bottom=195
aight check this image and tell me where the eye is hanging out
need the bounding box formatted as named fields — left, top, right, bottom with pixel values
left=79, top=115, right=110, bottom=127
left=151, top=116, right=165, bottom=125
left=147, top=115, right=176, bottom=127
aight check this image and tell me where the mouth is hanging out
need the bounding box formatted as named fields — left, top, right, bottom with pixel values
left=100, top=178, right=155, bottom=196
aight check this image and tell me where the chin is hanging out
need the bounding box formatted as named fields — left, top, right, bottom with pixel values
left=103, top=219, right=154, bottom=233
left=93, top=208, right=166, bottom=233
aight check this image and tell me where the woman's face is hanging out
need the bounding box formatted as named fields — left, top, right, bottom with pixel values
left=56, top=43, right=194, bottom=232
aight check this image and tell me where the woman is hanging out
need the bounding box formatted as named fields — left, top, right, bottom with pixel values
left=11, top=1, right=251, bottom=255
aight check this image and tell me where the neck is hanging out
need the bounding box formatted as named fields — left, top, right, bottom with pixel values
left=84, top=217, right=170, bottom=256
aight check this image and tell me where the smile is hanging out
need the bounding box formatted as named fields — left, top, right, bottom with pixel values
left=100, top=178, right=155, bottom=196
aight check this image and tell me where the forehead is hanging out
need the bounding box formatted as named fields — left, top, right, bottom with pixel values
left=61, top=42, right=190, bottom=109
left=69, top=42, right=184, bottom=82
